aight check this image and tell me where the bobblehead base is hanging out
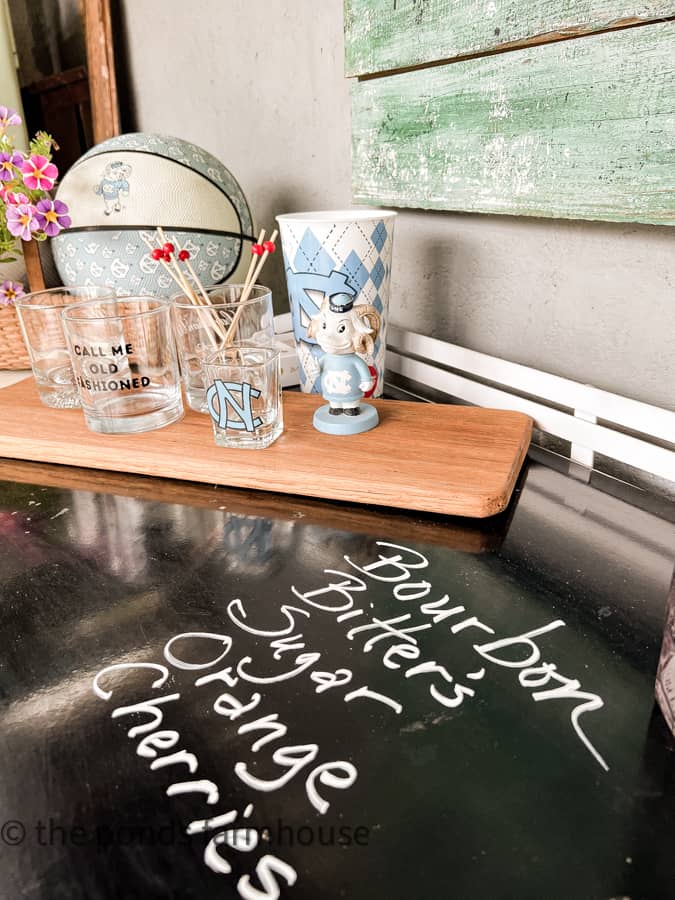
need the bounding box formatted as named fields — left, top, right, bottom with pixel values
left=313, top=403, right=379, bottom=435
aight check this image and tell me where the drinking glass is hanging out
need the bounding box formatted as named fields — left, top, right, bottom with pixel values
left=172, top=285, right=274, bottom=412
left=14, top=286, right=114, bottom=408
left=62, top=296, right=183, bottom=434
left=202, top=344, right=283, bottom=449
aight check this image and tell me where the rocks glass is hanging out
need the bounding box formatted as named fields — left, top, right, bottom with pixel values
left=172, top=285, right=274, bottom=412
left=14, top=285, right=114, bottom=408
left=61, top=296, right=183, bottom=434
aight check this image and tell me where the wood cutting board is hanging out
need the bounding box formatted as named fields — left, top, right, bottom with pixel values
left=0, top=379, right=532, bottom=517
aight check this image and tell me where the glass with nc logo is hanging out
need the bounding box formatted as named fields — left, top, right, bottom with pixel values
left=202, top=344, right=283, bottom=449
left=14, top=286, right=114, bottom=408
left=62, top=297, right=183, bottom=434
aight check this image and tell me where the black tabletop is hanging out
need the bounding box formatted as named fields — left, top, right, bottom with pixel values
left=0, top=452, right=673, bottom=900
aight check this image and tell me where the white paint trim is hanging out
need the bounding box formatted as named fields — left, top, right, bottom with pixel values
left=387, top=327, right=675, bottom=444
left=274, top=313, right=292, bottom=334
left=571, top=409, right=597, bottom=469
left=386, top=350, right=675, bottom=483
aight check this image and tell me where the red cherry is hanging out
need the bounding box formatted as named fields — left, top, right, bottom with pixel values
left=162, top=251, right=172, bottom=262
left=262, top=240, right=276, bottom=254
left=178, top=249, right=190, bottom=261
left=151, top=248, right=163, bottom=260
left=162, top=242, right=175, bottom=253
left=251, top=244, right=263, bottom=256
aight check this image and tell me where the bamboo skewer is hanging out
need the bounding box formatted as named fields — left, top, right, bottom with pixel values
left=141, top=232, right=224, bottom=347
left=242, top=228, right=265, bottom=290
left=140, top=233, right=194, bottom=301
left=245, top=228, right=278, bottom=301
left=142, top=224, right=278, bottom=354
left=174, top=237, right=211, bottom=307
left=220, top=227, right=265, bottom=345
left=157, top=227, right=204, bottom=306
left=224, top=228, right=278, bottom=344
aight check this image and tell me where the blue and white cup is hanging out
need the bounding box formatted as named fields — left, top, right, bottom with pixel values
left=276, top=209, right=396, bottom=397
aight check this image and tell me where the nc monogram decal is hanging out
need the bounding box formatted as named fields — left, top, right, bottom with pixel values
left=285, top=269, right=356, bottom=346
left=206, top=380, right=263, bottom=432
left=323, top=369, right=352, bottom=395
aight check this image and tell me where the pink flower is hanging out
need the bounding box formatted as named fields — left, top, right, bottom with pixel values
left=6, top=202, right=38, bottom=241
left=21, top=154, right=58, bottom=191
left=35, top=198, right=71, bottom=236
left=0, top=150, right=22, bottom=182
left=2, top=188, right=30, bottom=205
left=0, top=106, right=21, bottom=129
left=0, top=280, right=25, bottom=305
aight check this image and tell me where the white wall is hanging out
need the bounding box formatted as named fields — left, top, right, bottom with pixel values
left=119, top=0, right=674, bottom=410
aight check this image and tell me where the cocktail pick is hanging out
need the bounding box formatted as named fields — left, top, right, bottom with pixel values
left=140, top=232, right=197, bottom=303
left=142, top=230, right=227, bottom=345
left=242, top=228, right=266, bottom=292
left=224, top=230, right=277, bottom=344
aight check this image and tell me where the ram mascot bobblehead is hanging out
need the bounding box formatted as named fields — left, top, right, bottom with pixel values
left=306, top=292, right=381, bottom=435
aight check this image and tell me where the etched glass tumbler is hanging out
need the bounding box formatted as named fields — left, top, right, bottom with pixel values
left=62, top=297, right=183, bottom=434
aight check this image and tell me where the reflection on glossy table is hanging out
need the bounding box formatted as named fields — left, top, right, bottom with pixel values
left=0, top=451, right=673, bottom=900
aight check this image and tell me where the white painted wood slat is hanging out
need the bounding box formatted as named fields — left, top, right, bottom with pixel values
left=386, top=350, right=675, bottom=482
left=387, top=327, right=675, bottom=443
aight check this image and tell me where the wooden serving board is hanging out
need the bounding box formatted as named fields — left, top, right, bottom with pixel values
left=0, top=379, right=532, bottom=517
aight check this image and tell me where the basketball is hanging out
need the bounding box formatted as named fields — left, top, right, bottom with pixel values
left=52, top=133, right=254, bottom=296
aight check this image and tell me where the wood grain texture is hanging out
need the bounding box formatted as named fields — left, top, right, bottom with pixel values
left=22, top=239, right=45, bottom=292
left=344, top=0, right=675, bottom=76
left=0, top=380, right=532, bottom=518
left=84, top=0, right=120, bottom=142
left=0, top=458, right=513, bottom=551
left=351, top=21, right=675, bottom=223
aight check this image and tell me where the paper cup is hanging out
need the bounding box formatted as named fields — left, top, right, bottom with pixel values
left=277, top=209, right=396, bottom=396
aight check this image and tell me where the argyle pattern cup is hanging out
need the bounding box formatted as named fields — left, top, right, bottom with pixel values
left=277, top=209, right=396, bottom=397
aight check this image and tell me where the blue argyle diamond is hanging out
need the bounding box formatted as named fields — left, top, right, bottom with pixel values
left=293, top=228, right=335, bottom=274
left=370, top=258, right=385, bottom=289
left=341, top=250, right=369, bottom=293
left=371, top=222, right=387, bottom=252
left=372, top=292, right=383, bottom=314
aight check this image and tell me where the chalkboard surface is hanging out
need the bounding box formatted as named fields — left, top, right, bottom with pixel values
left=0, top=458, right=674, bottom=900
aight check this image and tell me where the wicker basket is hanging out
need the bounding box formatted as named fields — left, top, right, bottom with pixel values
left=0, top=240, right=45, bottom=370
left=0, top=303, right=30, bottom=369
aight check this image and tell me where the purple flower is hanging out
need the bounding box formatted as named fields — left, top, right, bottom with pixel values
left=35, top=198, right=71, bottom=236
left=0, top=280, right=25, bottom=305
left=6, top=202, right=38, bottom=241
left=0, top=150, right=23, bottom=182
left=0, top=106, right=22, bottom=129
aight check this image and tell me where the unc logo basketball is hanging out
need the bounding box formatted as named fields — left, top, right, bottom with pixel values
left=206, top=380, right=263, bottom=432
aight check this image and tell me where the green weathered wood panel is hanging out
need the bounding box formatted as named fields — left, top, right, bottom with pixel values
left=344, top=0, right=675, bottom=77
left=351, top=22, right=675, bottom=224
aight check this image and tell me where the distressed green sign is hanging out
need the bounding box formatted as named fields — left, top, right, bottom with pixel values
left=351, top=22, right=675, bottom=224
